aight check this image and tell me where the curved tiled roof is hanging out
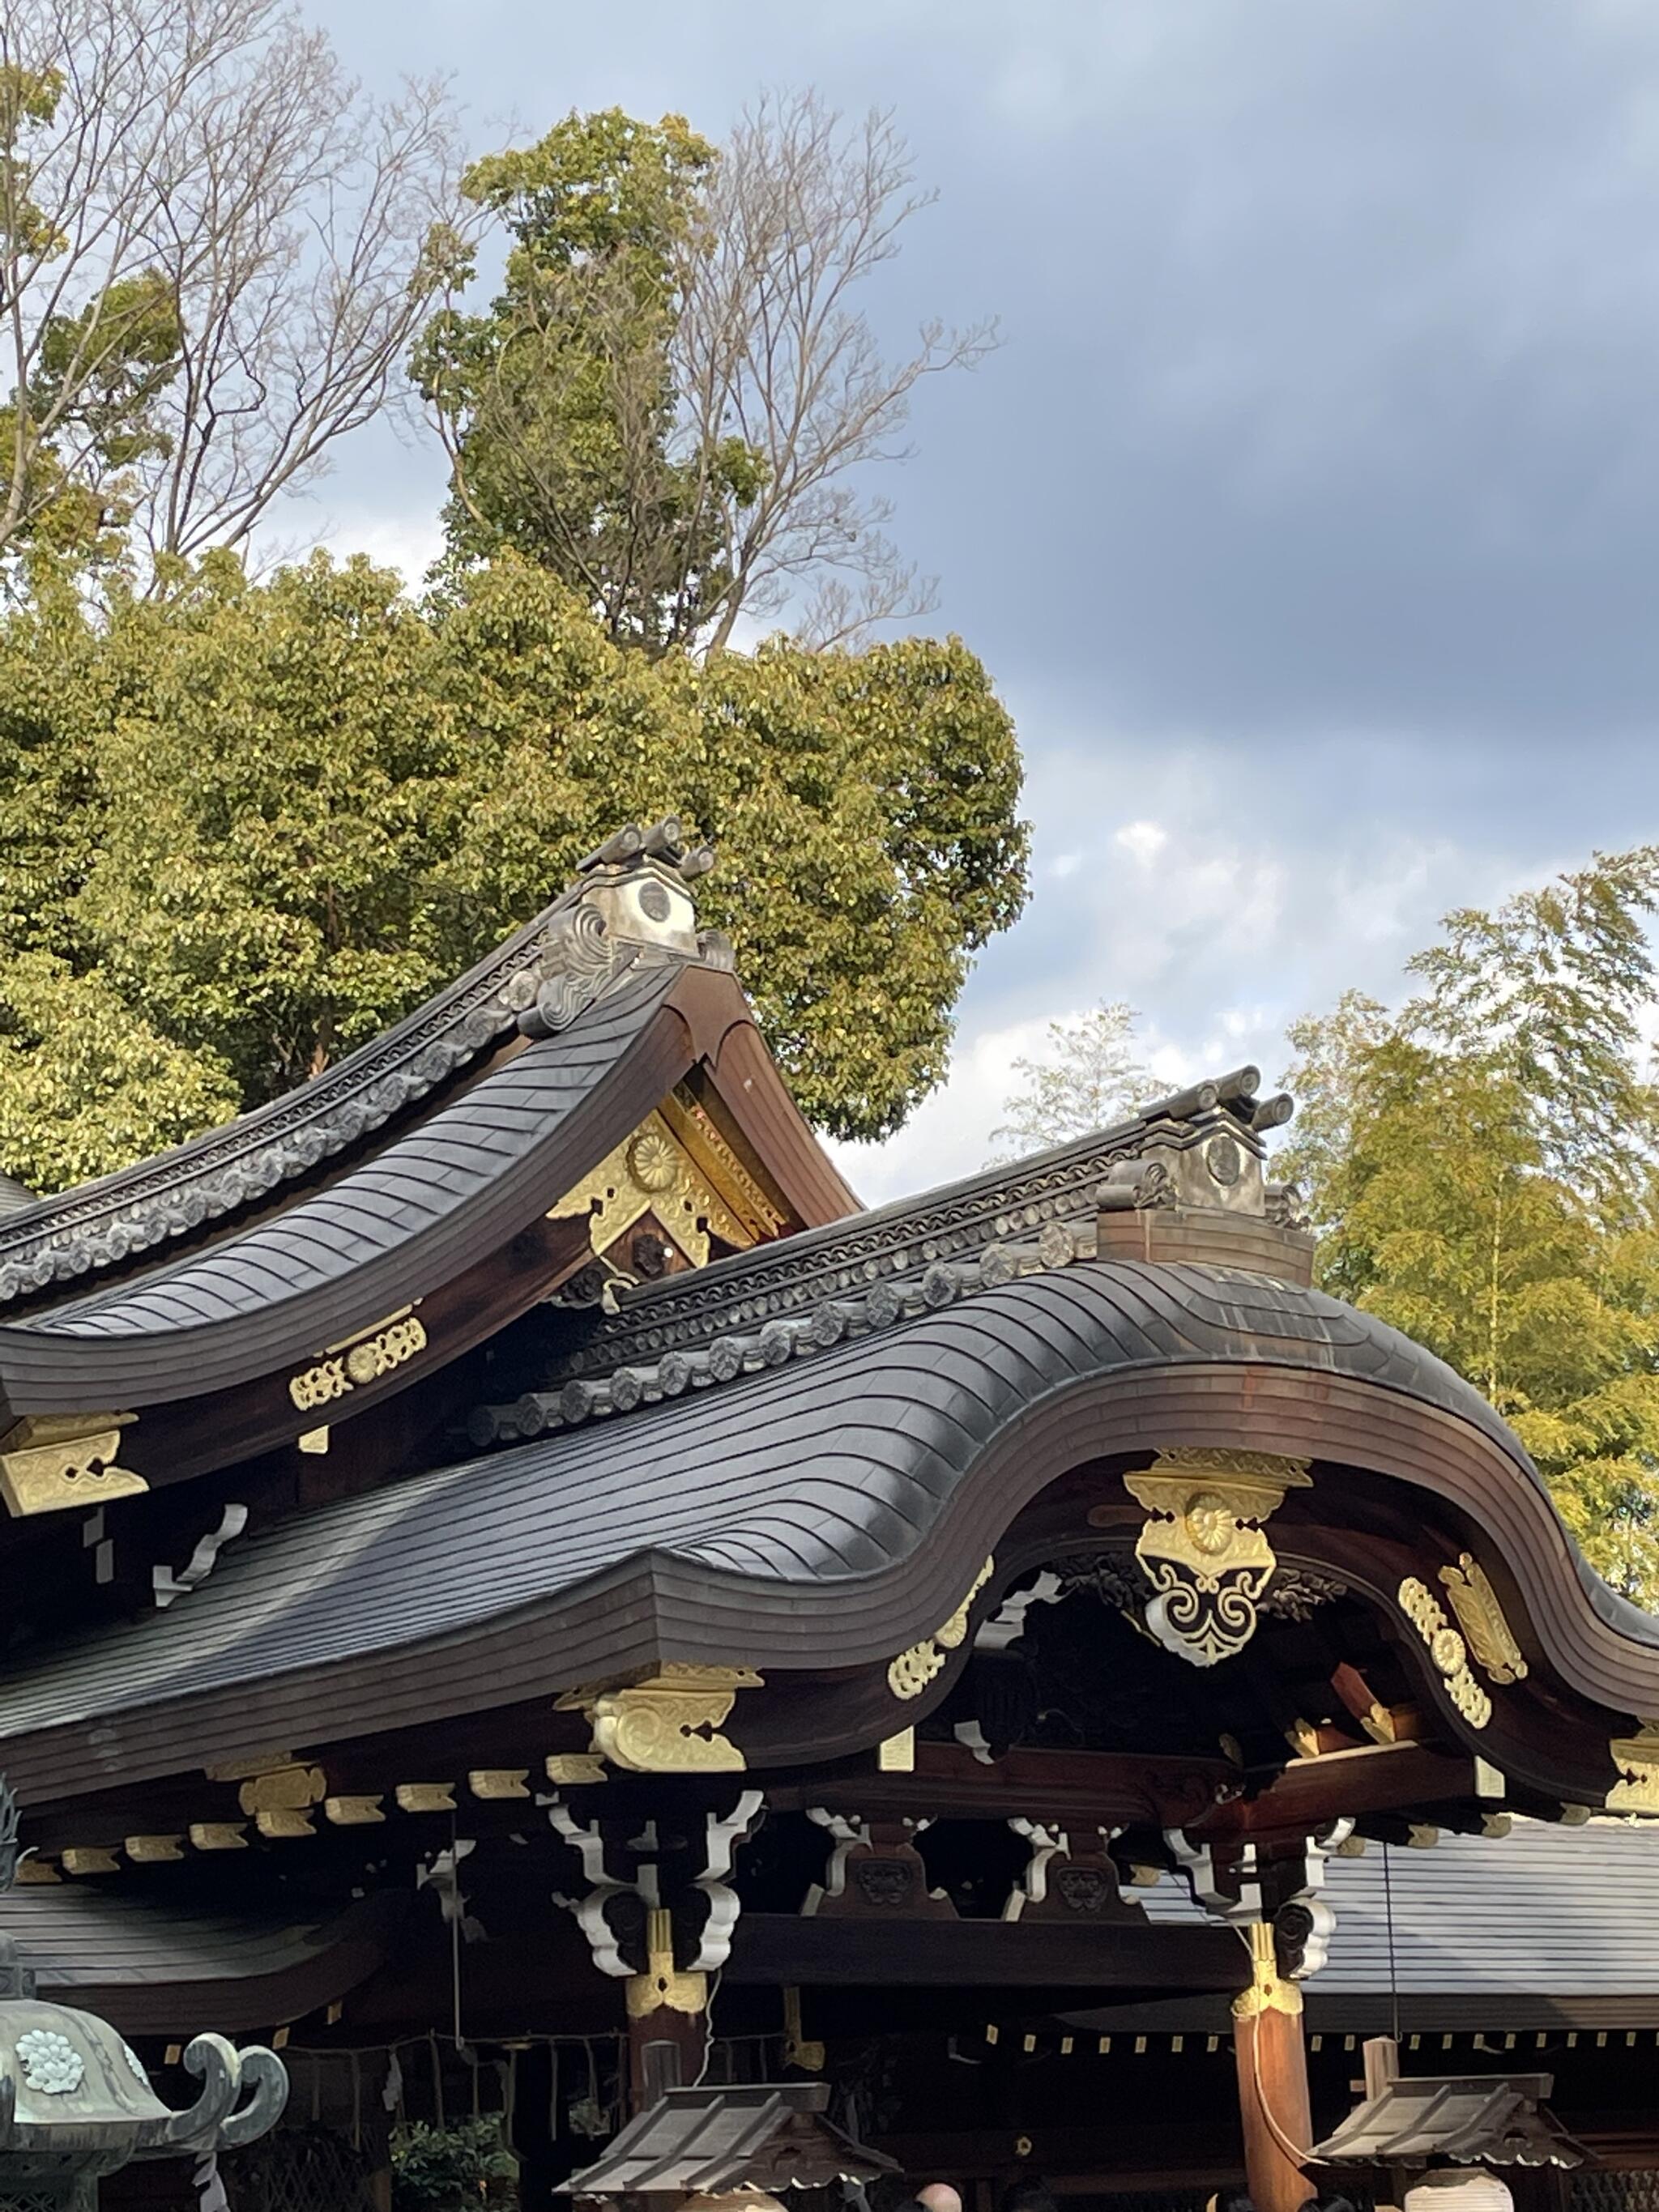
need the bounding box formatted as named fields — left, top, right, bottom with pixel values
left=0, top=1258, right=1559, bottom=1754
left=0, top=963, right=690, bottom=1410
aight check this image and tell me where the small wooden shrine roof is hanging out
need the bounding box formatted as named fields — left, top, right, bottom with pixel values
left=1312, top=2072, right=1584, bottom=2168
left=555, top=2083, right=898, bottom=2198
left=0, top=1247, right=1588, bottom=1799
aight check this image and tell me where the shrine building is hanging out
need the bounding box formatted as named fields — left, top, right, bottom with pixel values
left=1, top=823, right=1658, bottom=2212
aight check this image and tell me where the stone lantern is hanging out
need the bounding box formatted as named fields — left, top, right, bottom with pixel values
left=0, top=1784, right=288, bottom=2212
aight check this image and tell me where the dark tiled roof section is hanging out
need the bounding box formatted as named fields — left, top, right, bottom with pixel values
left=0, top=965, right=683, bottom=1406
left=0, top=1888, right=404, bottom=2035
left=552, top=1079, right=1294, bottom=1382
left=0, top=901, right=588, bottom=1306
left=0, top=1262, right=1537, bottom=1738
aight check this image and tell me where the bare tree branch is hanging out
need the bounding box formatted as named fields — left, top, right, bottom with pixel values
left=0, top=0, right=470, bottom=582
left=673, top=90, right=996, bottom=654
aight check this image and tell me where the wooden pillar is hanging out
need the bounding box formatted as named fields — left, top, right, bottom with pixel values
left=625, top=1907, right=710, bottom=2112
left=1232, top=1924, right=1312, bottom=2212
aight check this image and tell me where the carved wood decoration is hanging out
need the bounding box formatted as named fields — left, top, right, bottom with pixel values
left=1124, top=1450, right=1311, bottom=1666
left=1001, top=1819, right=1145, bottom=1926
left=802, top=1812, right=956, bottom=1919
left=1397, top=1576, right=1492, bottom=1728
left=557, top=1664, right=762, bottom=1772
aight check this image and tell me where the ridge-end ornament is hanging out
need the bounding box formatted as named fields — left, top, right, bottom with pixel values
left=1124, top=1451, right=1311, bottom=1668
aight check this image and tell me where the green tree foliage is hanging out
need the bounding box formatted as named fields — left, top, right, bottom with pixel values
left=390, top=2120, right=516, bottom=2212
left=2, top=0, right=463, bottom=590
left=413, top=109, right=745, bottom=649
left=415, top=95, right=992, bottom=654
left=0, top=551, right=1027, bottom=1189
left=988, top=1001, right=1149, bottom=1162
left=1282, top=851, right=1659, bottom=1600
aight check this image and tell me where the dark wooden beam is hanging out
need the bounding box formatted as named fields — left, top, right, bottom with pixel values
left=726, top=1912, right=1246, bottom=1992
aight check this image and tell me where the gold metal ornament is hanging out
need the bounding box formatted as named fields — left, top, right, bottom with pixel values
left=394, top=1783, right=458, bottom=1813
left=544, top=1754, right=608, bottom=1786
left=663, top=1085, right=787, bottom=1240
left=237, top=1763, right=327, bottom=1838
left=123, top=1835, right=184, bottom=1863
left=289, top=1311, right=427, bottom=1413
left=1607, top=1720, right=1659, bottom=1813
left=1230, top=1920, right=1303, bottom=2020
left=0, top=1413, right=144, bottom=1517
left=1124, top=1451, right=1311, bottom=1667
left=548, top=1110, right=751, bottom=1268
left=61, top=1848, right=120, bottom=1877
left=559, top=1664, right=762, bottom=1772
left=888, top=1558, right=996, bottom=1700
left=1439, top=1554, right=1529, bottom=1684
left=467, top=1769, right=531, bottom=1800
left=625, top=1907, right=708, bottom=2018
left=1397, top=1577, right=1491, bottom=1728
left=324, top=1796, right=386, bottom=1826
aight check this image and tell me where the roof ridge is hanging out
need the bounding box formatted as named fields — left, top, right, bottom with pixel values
left=0, top=819, right=726, bottom=1308
left=544, top=1068, right=1299, bottom=1382
left=470, top=1067, right=1304, bottom=1452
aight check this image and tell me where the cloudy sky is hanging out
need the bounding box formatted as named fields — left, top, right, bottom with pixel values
left=293, top=0, right=1659, bottom=1203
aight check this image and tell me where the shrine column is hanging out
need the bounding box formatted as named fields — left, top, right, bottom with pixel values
left=625, top=1907, right=710, bottom=2108
left=1231, top=1923, right=1313, bottom=2212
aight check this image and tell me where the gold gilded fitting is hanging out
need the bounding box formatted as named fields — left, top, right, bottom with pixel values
left=1439, top=1554, right=1528, bottom=1684
left=0, top=1413, right=143, bottom=1517
left=1397, top=1577, right=1492, bottom=1729
left=1125, top=1450, right=1311, bottom=1668
left=1608, top=1720, right=1659, bottom=1813
left=1230, top=1920, right=1303, bottom=2020
left=625, top=1907, right=708, bottom=2018
left=558, top=1664, right=761, bottom=1772
left=888, top=1558, right=996, bottom=1700
left=548, top=1110, right=751, bottom=1268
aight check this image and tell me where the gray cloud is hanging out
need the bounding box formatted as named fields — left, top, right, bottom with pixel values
left=301, top=0, right=1659, bottom=1197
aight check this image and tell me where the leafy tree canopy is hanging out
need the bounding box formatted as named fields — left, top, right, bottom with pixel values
left=414, top=96, right=992, bottom=654
left=0, top=550, right=1027, bottom=1189
left=1281, top=850, right=1659, bottom=1600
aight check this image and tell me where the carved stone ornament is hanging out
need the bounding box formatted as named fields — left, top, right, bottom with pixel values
left=1439, top=1553, right=1529, bottom=1684
left=548, top=1109, right=751, bottom=1268
left=559, top=1664, right=762, bottom=1772
left=1231, top=1919, right=1304, bottom=2020
left=1124, top=1450, right=1312, bottom=1668
left=1397, top=1577, right=1492, bottom=1729
left=1607, top=1720, right=1659, bottom=1813
left=0, top=1413, right=144, bottom=1519
left=888, top=1558, right=996, bottom=1699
